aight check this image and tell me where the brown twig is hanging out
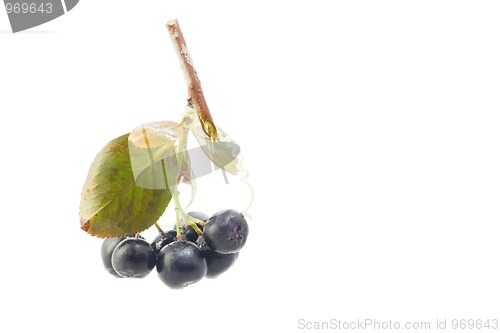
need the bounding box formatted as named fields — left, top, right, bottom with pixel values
left=166, top=19, right=218, bottom=141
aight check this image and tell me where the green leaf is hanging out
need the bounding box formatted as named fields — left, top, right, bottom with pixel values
left=128, top=121, right=184, bottom=190
left=79, top=134, right=171, bottom=238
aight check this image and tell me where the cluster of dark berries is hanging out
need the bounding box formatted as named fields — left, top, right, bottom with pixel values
left=101, top=209, right=249, bottom=289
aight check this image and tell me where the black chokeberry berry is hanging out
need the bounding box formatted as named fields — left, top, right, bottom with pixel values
left=101, top=237, right=126, bottom=278
left=175, top=211, right=208, bottom=242
left=156, top=240, right=207, bottom=289
left=197, top=238, right=239, bottom=278
left=111, top=238, right=156, bottom=278
left=182, top=226, right=200, bottom=243
left=151, top=230, right=177, bottom=253
left=203, top=209, right=249, bottom=254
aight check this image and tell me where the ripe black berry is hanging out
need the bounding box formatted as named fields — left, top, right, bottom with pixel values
left=176, top=211, right=208, bottom=242
left=151, top=230, right=177, bottom=253
left=197, top=238, right=239, bottom=278
left=156, top=240, right=207, bottom=289
left=203, top=209, right=249, bottom=254
left=101, top=237, right=126, bottom=277
left=111, top=238, right=156, bottom=278
left=182, top=226, right=201, bottom=243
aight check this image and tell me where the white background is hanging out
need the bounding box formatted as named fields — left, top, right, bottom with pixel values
left=1, top=1, right=500, bottom=332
